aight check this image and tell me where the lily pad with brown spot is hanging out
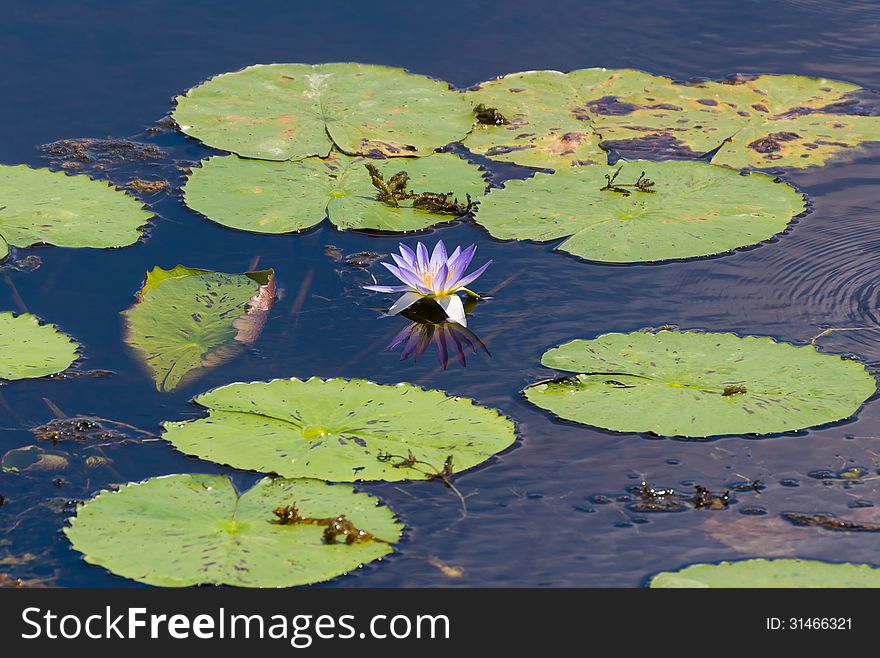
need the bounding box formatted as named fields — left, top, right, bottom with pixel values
left=463, top=70, right=605, bottom=169
left=172, top=63, right=474, bottom=161
left=523, top=329, right=876, bottom=438
left=463, top=68, right=880, bottom=169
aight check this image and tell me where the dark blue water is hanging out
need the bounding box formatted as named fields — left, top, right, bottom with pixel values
left=2, top=0, right=880, bottom=587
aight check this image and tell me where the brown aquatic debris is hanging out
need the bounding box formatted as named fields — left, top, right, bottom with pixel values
left=473, top=104, right=509, bottom=125
left=270, top=503, right=384, bottom=545
left=365, top=164, right=476, bottom=215
left=782, top=512, right=880, bottom=532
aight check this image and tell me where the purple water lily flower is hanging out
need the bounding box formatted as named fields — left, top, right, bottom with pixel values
left=364, top=240, right=492, bottom=327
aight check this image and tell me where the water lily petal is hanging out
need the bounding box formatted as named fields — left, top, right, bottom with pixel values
left=390, top=252, right=413, bottom=271
left=445, top=244, right=477, bottom=288
left=437, top=294, right=467, bottom=326
left=429, top=240, right=447, bottom=270
left=398, top=243, right=417, bottom=267
left=432, top=262, right=449, bottom=295
left=386, top=292, right=423, bottom=317
left=416, top=242, right=430, bottom=271
left=363, top=284, right=413, bottom=293
left=454, top=259, right=492, bottom=289
left=382, top=262, right=429, bottom=294
left=446, top=245, right=461, bottom=265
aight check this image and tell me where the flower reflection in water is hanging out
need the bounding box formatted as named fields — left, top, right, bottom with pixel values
left=384, top=297, right=488, bottom=369
left=387, top=318, right=490, bottom=369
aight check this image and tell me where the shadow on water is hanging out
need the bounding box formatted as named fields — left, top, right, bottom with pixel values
left=2, top=0, right=880, bottom=586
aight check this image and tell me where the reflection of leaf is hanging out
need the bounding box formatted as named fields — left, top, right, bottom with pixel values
left=0, top=165, right=152, bottom=260
left=464, top=69, right=880, bottom=169
left=475, top=160, right=805, bottom=263
left=122, top=265, right=275, bottom=392
left=184, top=152, right=486, bottom=234
left=162, top=377, right=516, bottom=482
left=524, top=329, right=876, bottom=438
left=649, top=558, right=880, bottom=588
left=65, top=474, right=403, bottom=587
left=173, top=63, right=473, bottom=161
left=0, top=312, right=79, bottom=381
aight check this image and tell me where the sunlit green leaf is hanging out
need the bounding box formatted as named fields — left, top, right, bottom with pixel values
left=162, top=377, right=516, bottom=481
left=65, top=474, right=402, bottom=587
left=649, top=558, right=880, bottom=588
left=183, top=152, right=485, bottom=234
left=524, top=329, right=876, bottom=438
left=0, top=312, right=79, bottom=380
left=173, top=63, right=474, bottom=161
left=0, top=165, right=152, bottom=260
left=474, top=160, right=805, bottom=263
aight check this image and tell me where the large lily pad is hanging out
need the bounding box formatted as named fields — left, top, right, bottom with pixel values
left=649, top=558, right=880, bottom=588
left=0, top=165, right=152, bottom=260
left=0, top=312, right=79, bottom=380
left=184, top=152, right=485, bottom=234
left=474, top=160, right=805, bottom=263
left=464, top=69, right=880, bottom=169
left=524, top=329, right=876, bottom=438
left=173, top=63, right=474, bottom=161
left=122, top=265, right=275, bottom=392
left=162, top=377, right=516, bottom=481
left=64, top=474, right=402, bottom=587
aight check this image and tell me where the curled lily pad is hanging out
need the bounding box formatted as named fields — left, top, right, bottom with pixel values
left=649, top=558, right=880, bottom=588
left=0, top=165, right=152, bottom=260
left=1, top=446, right=69, bottom=473
left=172, top=63, right=473, bottom=161
left=524, top=329, right=876, bottom=438
left=162, top=377, right=516, bottom=481
left=464, top=69, right=880, bottom=169
left=183, top=152, right=485, bottom=234
left=0, top=312, right=79, bottom=380
left=474, top=160, right=805, bottom=263
left=122, top=265, right=275, bottom=392
left=64, top=474, right=402, bottom=587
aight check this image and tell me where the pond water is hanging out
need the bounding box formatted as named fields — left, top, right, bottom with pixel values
left=2, top=0, right=880, bottom=587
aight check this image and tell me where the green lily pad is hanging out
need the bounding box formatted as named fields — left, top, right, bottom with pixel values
left=122, top=265, right=275, bottom=392
left=0, top=165, right=152, bottom=260
left=524, top=329, right=876, bottom=438
left=64, top=474, right=402, bottom=587
left=464, top=69, right=880, bottom=169
left=162, top=377, right=516, bottom=481
left=183, top=152, right=485, bottom=234
left=0, top=312, right=79, bottom=380
left=649, top=558, right=880, bottom=588
left=172, top=63, right=473, bottom=161
left=474, top=160, right=805, bottom=263
left=463, top=70, right=605, bottom=169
